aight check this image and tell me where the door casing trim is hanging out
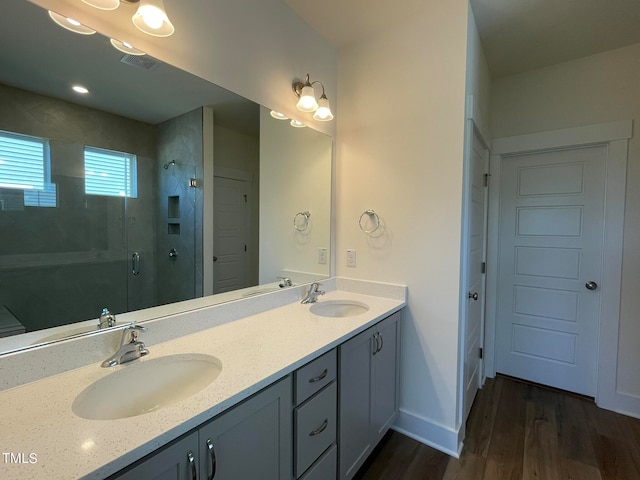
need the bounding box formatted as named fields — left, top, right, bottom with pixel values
left=485, top=120, right=632, bottom=413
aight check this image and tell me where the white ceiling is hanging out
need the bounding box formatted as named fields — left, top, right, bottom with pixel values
left=284, top=0, right=640, bottom=78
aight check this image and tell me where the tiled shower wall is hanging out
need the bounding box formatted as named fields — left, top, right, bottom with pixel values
left=156, top=108, right=204, bottom=304
left=0, top=83, right=157, bottom=331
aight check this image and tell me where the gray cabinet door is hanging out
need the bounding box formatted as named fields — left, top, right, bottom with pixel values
left=111, top=431, right=199, bottom=480
left=338, top=326, right=374, bottom=480
left=338, top=311, right=402, bottom=480
left=371, top=311, right=400, bottom=444
left=198, top=376, right=292, bottom=480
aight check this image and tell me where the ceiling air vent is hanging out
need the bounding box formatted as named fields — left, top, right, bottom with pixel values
left=119, top=54, right=161, bottom=71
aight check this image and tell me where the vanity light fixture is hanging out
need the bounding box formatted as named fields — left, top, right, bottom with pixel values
left=290, top=119, right=306, bottom=128
left=270, top=111, right=290, bottom=120
left=80, top=0, right=175, bottom=37
left=132, top=0, right=175, bottom=37
left=81, top=0, right=120, bottom=10
left=48, top=11, right=96, bottom=35
left=110, top=38, right=146, bottom=55
left=292, top=74, right=334, bottom=121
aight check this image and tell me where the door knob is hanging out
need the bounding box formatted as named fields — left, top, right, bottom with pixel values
left=585, top=281, right=598, bottom=291
left=468, top=292, right=479, bottom=301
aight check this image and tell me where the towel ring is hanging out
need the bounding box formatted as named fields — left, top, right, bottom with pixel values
left=359, top=209, right=380, bottom=234
left=294, top=211, right=311, bottom=231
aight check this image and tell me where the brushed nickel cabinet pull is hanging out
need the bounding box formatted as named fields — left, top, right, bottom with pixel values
left=206, top=438, right=216, bottom=480
left=308, top=369, right=328, bottom=383
left=187, top=451, right=197, bottom=480
left=309, top=418, right=329, bottom=436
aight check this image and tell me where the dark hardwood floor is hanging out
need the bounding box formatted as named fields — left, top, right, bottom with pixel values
left=354, top=375, right=640, bottom=480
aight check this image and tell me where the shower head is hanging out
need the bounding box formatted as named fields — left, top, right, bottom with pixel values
left=163, top=160, right=176, bottom=169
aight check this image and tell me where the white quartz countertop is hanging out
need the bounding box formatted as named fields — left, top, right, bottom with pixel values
left=0, top=288, right=404, bottom=480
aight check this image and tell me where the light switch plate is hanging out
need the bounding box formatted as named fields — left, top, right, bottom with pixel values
left=318, top=248, right=327, bottom=264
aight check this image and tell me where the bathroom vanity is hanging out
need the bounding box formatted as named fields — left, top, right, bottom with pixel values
left=0, top=278, right=405, bottom=480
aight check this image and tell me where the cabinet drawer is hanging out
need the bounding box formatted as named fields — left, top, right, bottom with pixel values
left=300, top=444, right=337, bottom=480
left=294, top=382, right=337, bottom=478
left=294, top=349, right=336, bottom=404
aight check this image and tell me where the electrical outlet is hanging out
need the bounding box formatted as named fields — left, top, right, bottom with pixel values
left=346, top=249, right=357, bottom=267
left=318, top=247, right=327, bottom=264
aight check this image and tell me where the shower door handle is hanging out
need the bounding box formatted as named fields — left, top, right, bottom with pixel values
left=131, top=252, right=140, bottom=276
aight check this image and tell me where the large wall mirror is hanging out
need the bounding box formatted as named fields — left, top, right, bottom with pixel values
left=0, top=0, right=332, bottom=354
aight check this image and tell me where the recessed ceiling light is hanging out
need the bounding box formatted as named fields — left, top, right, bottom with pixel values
left=110, top=38, right=146, bottom=56
left=72, top=85, right=90, bottom=94
left=48, top=11, right=96, bottom=35
left=270, top=111, right=290, bottom=120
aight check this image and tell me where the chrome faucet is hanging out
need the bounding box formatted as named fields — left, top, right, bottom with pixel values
left=278, top=276, right=293, bottom=288
left=101, top=324, right=149, bottom=368
left=301, top=282, right=325, bottom=304
left=97, top=308, right=116, bottom=329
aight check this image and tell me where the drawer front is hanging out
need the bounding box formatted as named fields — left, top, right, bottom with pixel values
left=295, top=382, right=337, bottom=478
left=300, top=444, right=337, bottom=480
left=295, top=349, right=337, bottom=404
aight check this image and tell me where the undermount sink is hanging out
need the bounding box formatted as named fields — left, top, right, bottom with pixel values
left=72, top=353, right=222, bottom=420
left=309, top=300, right=369, bottom=318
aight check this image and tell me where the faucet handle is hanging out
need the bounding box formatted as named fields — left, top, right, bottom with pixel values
left=98, top=307, right=116, bottom=329
left=126, top=324, right=147, bottom=332
left=119, top=324, right=147, bottom=346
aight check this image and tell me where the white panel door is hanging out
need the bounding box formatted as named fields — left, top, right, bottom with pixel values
left=463, top=129, right=488, bottom=421
left=496, top=145, right=606, bottom=396
left=213, top=176, right=251, bottom=294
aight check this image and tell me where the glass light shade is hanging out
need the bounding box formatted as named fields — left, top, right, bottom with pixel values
left=270, top=111, right=289, bottom=120
left=81, top=0, right=120, bottom=10
left=110, top=38, right=146, bottom=56
left=48, top=11, right=96, bottom=35
left=296, top=85, right=319, bottom=112
left=312, top=96, right=334, bottom=121
left=290, top=119, right=306, bottom=128
left=132, top=0, right=175, bottom=37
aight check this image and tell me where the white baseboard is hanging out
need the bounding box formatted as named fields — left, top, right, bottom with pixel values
left=392, top=409, right=463, bottom=458
left=597, top=390, right=640, bottom=420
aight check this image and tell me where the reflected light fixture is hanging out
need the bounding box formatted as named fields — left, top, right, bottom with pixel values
left=270, top=111, right=289, bottom=120
left=110, top=38, right=146, bottom=55
left=48, top=11, right=96, bottom=35
left=290, top=119, right=306, bottom=128
left=292, top=73, right=334, bottom=121
left=132, top=0, right=175, bottom=37
left=72, top=85, right=90, bottom=94
left=81, top=0, right=120, bottom=10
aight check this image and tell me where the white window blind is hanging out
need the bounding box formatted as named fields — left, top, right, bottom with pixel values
left=84, top=147, right=137, bottom=198
left=0, top=130, right=48, bottom=191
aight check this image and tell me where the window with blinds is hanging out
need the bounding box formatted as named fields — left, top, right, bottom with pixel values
left=0, top=130, right=49, bottom=190
left=0, top=130, right=56, bottom=208
left=84, top=146, right=137, bottom=198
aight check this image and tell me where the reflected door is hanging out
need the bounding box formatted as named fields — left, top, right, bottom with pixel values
left=213, top=176, right=251, bottom=294
left=496, top=145, right=605, bottom=396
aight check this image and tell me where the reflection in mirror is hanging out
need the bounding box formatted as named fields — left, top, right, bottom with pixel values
left=0, top=0, right=332, bottom=355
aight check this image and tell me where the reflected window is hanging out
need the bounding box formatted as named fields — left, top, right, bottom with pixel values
left=0, top=130, right=56, bottom=209
left=84, top=146, right=137, bottom=198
